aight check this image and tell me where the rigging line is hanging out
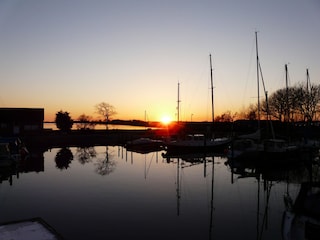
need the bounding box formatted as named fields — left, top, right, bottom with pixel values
left=258, top=181, right=273, bottom=240
left=276, top=63, right=292, bottom=91
left=171, top=160, right=180, bottom=184
left=180, top=57, right=207, bottom=121
left=145, top=152, right=154, bottom=178
left=204, top=162, right=214, bottom=208
left=180, top=167, right=193, bottom=204
left=259, top=60, right=275, bottom=138
left=210, top=54, right=214, bottom=123
left=206, top=76, right=210, bottom=121
left=204, top=173, right=211, bottom=207
left=258, top=61, right=267, bottom=94
left=287, top=66, right=292, bottom=87
left=191, top=57, right=207, bottom=106
left=242, top=34, right=256, bottom=106
left=203, top=162, right=212, bottom=198
left=275, top=65, right=286, bottom=91
left=206, top=58, right=216, bottom=122
left=306, top=68, right=311, bottom=91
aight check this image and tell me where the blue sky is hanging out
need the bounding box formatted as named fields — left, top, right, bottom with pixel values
left=0, top=0, right=319, bottom=121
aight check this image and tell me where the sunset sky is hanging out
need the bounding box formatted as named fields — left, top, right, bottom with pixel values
left=0, top=0, right=319, bottom=122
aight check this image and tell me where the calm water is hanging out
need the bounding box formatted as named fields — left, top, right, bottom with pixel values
left=0, top=146, right=317, bottom=240
left=44, top=122, right=152, bottom=130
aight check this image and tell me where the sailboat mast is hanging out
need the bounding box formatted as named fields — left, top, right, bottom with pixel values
left=255, top=31, right=261, bottom=129
left=306, top=68, right=310, bottom=92
left=144, top=110, right=147, bottom=130
left=176, top=158, right=181, bottom=216
left=306, top=68, right=311, bottom=121
left=177, top=82, right=181, bottom=123
left=285, top=64, right=289, bottom=122
left=210, top=54, right=214, bottom=124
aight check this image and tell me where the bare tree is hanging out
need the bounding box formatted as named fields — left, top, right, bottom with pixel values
left=76, top=114, right=96, bottom=130
left=266, top=88, right=288, bottom=121
left=95, top=102, right=117, bottom=129
left=264, top=83, right=320, bottom=122
left=214, top=111, right=236, bottom=122
left=297, top=83, right=320, bottom=121
left=246, top=104, right=258, bottom=120
left=75, top=147, right=97, bottom=165
left=94, top=146, right=116, bottom=175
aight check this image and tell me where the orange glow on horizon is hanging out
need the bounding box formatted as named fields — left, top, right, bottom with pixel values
left=160, top=115, right=172, bottom=125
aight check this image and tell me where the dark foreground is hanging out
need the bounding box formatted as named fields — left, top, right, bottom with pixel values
left=1, top=144, right=320, bottom=240
left=23, top=129, right=165, bottom=151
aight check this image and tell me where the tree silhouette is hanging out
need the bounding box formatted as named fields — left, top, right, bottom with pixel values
left=55, top=110, right=73, bottom=132
left=75, top=147, right=96, bottom=165
left=76, top=114, right=95, bottom=130
left=55, top=148, right=73, bottom=170
left=214, top=111, right=236, bottom=122
left=95, top=102, right=117, bottom=129
left=263, top=83, right=320, bottom=122
left=94, top=146, right=116, bottom=175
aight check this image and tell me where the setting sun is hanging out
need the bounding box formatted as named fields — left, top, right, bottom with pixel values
left=160, top=115, right=172, bottom=125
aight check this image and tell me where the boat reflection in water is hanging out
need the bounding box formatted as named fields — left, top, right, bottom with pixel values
left=162, top=150, right=216, bottom=239
left=225, top=151, right=320, bottom=240
left=282, top=182, right=320, bottom=240
left=0, top=144, right=319, bottom=240
left=125, top=137, right=163, bottom=154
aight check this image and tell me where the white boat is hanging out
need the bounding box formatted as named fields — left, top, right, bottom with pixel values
left=165, top=133, right=230, bottom=154
left=162, top=147, right=220, bottom=162
left=0, top=217, right=64, bottom=240
left=125, top=137, right=163, bottom=153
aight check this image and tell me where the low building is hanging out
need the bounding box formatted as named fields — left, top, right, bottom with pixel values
left=0, top=108, right=44, bottom=136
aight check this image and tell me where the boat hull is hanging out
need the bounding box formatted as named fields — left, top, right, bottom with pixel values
left=164, top=138, right=231, bottom=155
left=0, top=217, right=64, bottom=240
left=125, top=138, right=163, bottom=154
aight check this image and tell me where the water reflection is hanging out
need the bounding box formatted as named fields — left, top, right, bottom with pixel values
left=0, top=148, right=44, bottom=185
left=94, top=146, right=116, bottom=175
left=0, top=145, right=319, bottom=240
left=55, top=147, right=73, bottom=170
left=75, top=146, right=96, bottom=165
left=0, top=165, right=17, bottom=186
left=225, top=153, right=320, bottom=240
left=161, top=151, right=216, bottom=239
left=282, top=182, right=320, bottom=239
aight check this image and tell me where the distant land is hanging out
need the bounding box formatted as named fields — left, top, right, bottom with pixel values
left=44, top=119, right=167, bottom=128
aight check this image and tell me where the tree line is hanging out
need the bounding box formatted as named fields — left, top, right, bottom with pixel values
left=215, top=82, right=320, bottom=123
left=55, top=102, right=116, bottom=132
left=55, top=81, right=320, bottom=132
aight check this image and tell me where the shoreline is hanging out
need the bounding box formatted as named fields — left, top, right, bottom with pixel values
left=22, top=129, right=167, bottom=151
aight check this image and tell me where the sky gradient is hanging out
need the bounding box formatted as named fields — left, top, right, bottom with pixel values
left=0, top=0, right=319, bottom=122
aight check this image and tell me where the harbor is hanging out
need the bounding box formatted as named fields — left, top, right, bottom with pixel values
left=0, top=144, right=319, bottom=239
left=1, top=1, right=319, bottom=238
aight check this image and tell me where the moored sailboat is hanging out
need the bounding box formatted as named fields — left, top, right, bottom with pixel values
left=227, top=32, right=265, bottom=160
left=164, top=54, right=231, bottom=155
left=261, top=63, right=300, bottom=159
left=228, top=32, right=299, bottom=162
